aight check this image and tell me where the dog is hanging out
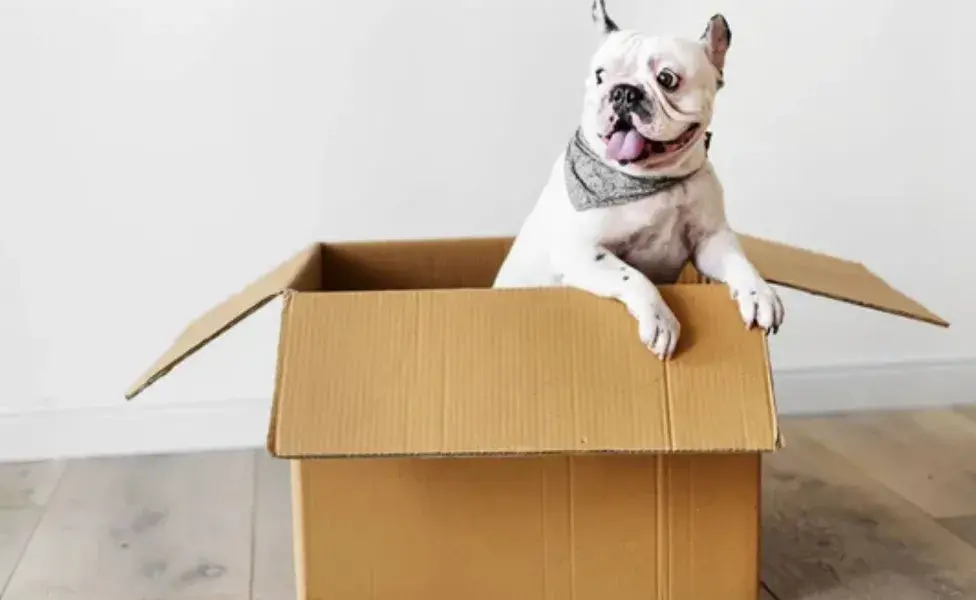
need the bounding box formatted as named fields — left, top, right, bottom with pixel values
left=492, top=1, right=784, bottom=359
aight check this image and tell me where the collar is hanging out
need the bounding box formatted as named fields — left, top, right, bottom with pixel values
left=563, top=128, right=711, bottom=212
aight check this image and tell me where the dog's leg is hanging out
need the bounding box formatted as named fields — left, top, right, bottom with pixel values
left=553, top=244, right=680, bottom=358
left=692, top=228, right=784, bottom=332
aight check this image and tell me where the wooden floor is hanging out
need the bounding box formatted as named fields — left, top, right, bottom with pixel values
left=1, top=407, right=975, bottom=599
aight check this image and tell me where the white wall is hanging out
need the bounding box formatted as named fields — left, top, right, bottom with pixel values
left=0, top=0, right=972, bottom=456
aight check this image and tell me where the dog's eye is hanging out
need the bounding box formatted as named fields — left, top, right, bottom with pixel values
left=656, top=69, right=680, bottom=91
left=595, top=68, right=605, bottom=84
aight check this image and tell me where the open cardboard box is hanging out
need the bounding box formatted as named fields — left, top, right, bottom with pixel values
left=126, top=234, right=946, bottom=600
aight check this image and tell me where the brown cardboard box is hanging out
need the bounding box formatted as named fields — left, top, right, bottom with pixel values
left=126, top=234, right=946, bottom=600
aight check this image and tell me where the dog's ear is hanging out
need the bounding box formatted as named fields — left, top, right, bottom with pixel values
left=592, top=0, right=619, bottom=35
left=700, top=14, right=731, bottom=75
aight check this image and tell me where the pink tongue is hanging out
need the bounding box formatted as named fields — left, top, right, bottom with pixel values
left=606, top=129, right=646, bottom=162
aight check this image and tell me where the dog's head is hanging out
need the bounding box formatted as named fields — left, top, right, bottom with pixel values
left=582, top=1, right=731, bottom=174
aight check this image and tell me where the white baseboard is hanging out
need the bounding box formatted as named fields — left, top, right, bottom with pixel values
left=771, top=357, right=976, bottom=415
left=1, top=358, right=975, bottom=463
left=0, top=399, right=273, bottom=463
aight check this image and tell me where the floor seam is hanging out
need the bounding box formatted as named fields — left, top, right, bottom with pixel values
left=0, top=460, right=68, bottom=599
left=247, top=450, right=259, bottom=600
left=762, top=580, right=783, bottom=600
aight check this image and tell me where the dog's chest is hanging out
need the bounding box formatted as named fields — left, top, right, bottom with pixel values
left=601, top=194, right=684, bottom=248
left=599, top=197, right=692, bottom=278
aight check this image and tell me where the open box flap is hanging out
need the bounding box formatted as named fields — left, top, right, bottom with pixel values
left=125, top=244, right=322, bottom=400
left=738, top=234, right=948, bottom=327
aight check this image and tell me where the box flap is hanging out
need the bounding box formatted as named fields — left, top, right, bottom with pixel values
left=270, top=284, right=779, bottom=457
left=739, top=234, right=948, bottom=327
left=125, top=244, right=322, bottom=400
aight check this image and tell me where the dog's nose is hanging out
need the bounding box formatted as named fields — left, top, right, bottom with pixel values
left=609, top=84, right=644, bottom=109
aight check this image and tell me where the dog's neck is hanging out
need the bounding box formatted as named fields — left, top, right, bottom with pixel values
left=563, top=128, right=709, bottom=212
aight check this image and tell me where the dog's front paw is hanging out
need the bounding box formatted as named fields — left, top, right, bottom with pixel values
left=730, top=280, right=784, bottom=334
left=636, top=302, right=681, bottom=359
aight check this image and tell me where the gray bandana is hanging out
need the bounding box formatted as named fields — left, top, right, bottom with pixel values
left=563, top=128, right=710, bottom=212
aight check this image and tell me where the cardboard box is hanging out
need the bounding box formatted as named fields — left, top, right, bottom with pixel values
left=126, top=234, right=946, bottom=600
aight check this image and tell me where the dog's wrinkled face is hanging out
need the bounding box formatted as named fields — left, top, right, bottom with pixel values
left=583, top=3, right=731, bottom=172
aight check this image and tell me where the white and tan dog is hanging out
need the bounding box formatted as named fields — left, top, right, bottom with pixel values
left=493, top=1, right=783, bottom=359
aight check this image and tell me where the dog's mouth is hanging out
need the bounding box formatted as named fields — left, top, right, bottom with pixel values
left=602, top=122, right=700, bottom=165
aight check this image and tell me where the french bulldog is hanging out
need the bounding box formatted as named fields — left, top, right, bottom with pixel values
left=492, top=1, right=784, bottom=359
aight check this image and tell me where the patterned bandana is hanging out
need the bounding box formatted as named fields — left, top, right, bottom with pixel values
left=563, top=128, right=711, bottom=212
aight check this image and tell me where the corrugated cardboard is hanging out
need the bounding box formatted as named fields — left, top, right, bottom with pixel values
left=739, top=235, right=947, bottom=326
left=126, top=243, right=323, bottom=400
left=126, top=232, right=947, bottom=600
left=271, top=285, right=776, bottom=457
left=292, top=454, right=761, bottom=600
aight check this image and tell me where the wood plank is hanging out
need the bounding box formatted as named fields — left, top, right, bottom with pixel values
left=939, top=516, right=976, bottom=550
left=1, top=450, right=255, bottom=600
left=797, top=409, right=976, bottom=519
left=0, top=460, right=64, bottom=594
left=955, top=404, right=976, bottom=425
left=0, top=509, right=43, bottom=596
left=0, top=460, right=65, bottom=508
left=251, top=452, right=296, bottom=600
left=762, top=423, right=976, bottom=600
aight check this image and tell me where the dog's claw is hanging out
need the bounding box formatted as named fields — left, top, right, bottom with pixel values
left=731, top=281, right=784, bottom=335
left=639, top=305, right=680, bottom=360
